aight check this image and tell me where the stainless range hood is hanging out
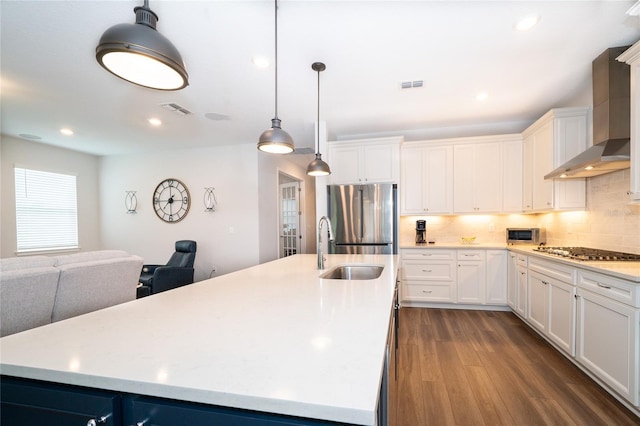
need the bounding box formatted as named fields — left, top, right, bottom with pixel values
left=545, top=46, right=631, bottom=179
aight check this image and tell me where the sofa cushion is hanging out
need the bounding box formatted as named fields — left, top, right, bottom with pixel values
left=53, top=250, right=131, bottom=266
left=0, top=256, right=56, bottom=272
left=0, top=267, right=60, bottom=337
left=51, top=255, right=143, bottom=322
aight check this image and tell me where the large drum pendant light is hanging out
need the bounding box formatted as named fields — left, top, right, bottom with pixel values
left=307, top=62, right=331, bottom=176
left=96, top=0, right=188, bottom=91
left=258, top=0, right=294, bottom=154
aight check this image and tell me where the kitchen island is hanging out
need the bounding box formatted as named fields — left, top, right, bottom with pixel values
left=0, top=254, right=399, bottom=425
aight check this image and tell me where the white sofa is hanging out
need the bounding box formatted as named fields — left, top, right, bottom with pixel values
left=0, top=250, right=143, bottom=337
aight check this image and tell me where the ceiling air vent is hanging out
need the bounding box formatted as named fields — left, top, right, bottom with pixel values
left=400, top=80, right=423, bottom=89
left=161, top=103, right=192, bottom=116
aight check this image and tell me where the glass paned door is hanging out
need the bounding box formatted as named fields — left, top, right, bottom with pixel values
left=279, top=182, right=300, bottom=258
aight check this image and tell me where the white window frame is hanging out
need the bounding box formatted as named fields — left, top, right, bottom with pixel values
left=14, top=166, right=79, bottom=254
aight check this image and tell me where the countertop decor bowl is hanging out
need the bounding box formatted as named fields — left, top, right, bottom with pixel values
left=461, top=236, right=476, bottom=244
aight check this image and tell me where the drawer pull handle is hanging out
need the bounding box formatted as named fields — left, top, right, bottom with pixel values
left=464, top=254, right=475, bottom=257
left=597, top=283, right=612, bottom=289
left=422, top=290, right=433, bottom=294
left=421, top=253, right=432, bottom=256
left=542, top=280, right=549, bottom=285
left=422, top=269, right=432, bottom=272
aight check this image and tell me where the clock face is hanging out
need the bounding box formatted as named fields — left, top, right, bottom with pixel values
left=153, top=179, right=190, bottom=223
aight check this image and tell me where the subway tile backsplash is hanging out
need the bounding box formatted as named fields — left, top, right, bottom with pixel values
left=400, top=169, right=640, bottom=254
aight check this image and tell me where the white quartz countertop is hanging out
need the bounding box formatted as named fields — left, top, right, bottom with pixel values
left=0, top=254, right=400, bottom=425
left=508, top=246, right=640, bottom=282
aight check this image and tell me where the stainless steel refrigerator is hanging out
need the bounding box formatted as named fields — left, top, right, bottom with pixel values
left=327, top=183, right=397, bottom=254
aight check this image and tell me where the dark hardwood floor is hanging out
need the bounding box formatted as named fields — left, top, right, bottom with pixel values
left=394, top=307, right=640, bottom=425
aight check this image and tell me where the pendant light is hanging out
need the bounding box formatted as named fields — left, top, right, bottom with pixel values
left=258, top=0, right=294, bottom=154
left=306, top=62, right=331, bottom=176
left=96, top=0, right=188, bottom=91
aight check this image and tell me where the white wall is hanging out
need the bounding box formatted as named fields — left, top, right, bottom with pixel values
left=100, top=143, right=261, bottom=281
left=257, top=152, right=317, bottom=263
left=0, top=136, right=101, bottom=257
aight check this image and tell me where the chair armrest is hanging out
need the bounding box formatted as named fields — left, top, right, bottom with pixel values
left=142, top=264, right=163, bottom=274
left=150, top=267, right=195, bottom=294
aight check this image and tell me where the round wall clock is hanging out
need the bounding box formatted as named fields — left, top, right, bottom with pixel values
left=153, top=178, right=191, bottom=223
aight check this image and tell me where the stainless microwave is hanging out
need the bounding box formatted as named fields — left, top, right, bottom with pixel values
left=506, top=228, right=546, bottom=245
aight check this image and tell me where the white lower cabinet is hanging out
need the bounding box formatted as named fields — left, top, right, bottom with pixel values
left=547, top=279, right=576, bottom=356
left=507, top=252, right=518, bottom=309
left=457, top=250, right=486, bottom=304
left=486, top=250, right=508, bottom=305
left=527, top=257, right=577, bottom=356
left=515, top=261, right=528, bottom=318
left=510, top=252, right=640, bottom=408
left=576, top=270, right=640, bottom=406
left=401, top=248, right=506, bottom=306
left=401, top=249, right=456, bottom=303
left=527, top=270, right=549, bottom=333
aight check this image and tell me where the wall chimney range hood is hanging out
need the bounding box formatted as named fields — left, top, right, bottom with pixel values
left=545, top=46, right=631, bottom=179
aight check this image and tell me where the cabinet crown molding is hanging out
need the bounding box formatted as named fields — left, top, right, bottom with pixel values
left=617, top=40, right=640, bottom=64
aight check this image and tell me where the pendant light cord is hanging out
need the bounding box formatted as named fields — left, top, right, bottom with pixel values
left=274, top=0, right=279, bottom=120
left=316, top=68, right=320, bottom=154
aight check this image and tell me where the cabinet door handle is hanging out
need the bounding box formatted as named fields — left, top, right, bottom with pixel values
left=597, top=283, right=611, bottom=289
left=542, top=280, right=549, bottom=285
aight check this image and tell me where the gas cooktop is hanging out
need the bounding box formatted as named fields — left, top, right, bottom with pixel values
left=533, top=246, right=640, bottom=261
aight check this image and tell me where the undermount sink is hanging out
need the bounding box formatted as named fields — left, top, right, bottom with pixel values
left=319, top=265, right=384, bottom=280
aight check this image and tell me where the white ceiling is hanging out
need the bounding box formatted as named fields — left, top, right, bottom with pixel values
left=1, top=1, right=639, bottom=157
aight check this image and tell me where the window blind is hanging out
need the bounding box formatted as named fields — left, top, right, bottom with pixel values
left=14, top=167, right=78, bottom=252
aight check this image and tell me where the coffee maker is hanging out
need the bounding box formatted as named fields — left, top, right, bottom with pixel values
left=415, top=220, right=426, bottom=244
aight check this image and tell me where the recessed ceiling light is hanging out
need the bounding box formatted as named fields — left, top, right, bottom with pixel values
left=514, top=14, right=541, bottom=31
left=148, top=117, right=162, bottom=126
left=475, top=91, right=489, bottom=102
left=252, top=55, right=270, bottom=68
left=60, top=128, right=74, bottom=136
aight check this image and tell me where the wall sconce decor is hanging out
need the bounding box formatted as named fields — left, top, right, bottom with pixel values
left=125, top=191, right=138, bottom=213
left=204, top=187, right=217, bottom=212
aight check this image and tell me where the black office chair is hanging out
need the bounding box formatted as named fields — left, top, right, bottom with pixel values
left=137, top=240, right=197, bottom=298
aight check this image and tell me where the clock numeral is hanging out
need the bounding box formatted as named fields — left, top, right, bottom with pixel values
left=168, top=215, right=174, bottom=222
left=166, top=179, right=174, bottom=187
left=154, top=197, right=160, bottom=204
left=183, top=197, right=188, bottom=205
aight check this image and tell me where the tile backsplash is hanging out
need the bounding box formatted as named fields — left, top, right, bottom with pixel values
left=400, top=169, right=640, bottom=254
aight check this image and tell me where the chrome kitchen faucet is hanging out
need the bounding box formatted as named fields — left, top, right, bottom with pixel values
left=317, top=216, right=334, bottom=270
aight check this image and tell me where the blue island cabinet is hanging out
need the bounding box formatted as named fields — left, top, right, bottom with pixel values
left=0, top=376, right=352, bottom=426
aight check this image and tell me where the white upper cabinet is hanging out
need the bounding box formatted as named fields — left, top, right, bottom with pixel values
left=453, top=142, right=503, bottom=213
left=522, top=107, right=589, bottom=212
left=400, top=143, right=453, bottom=214
left=618, top=41, right=640, bottom=204
left=327, top=136, right=402, bottom=185
left=503, top=139, right=524, bottom=212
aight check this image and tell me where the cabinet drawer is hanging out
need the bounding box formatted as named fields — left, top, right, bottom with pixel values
left=457, top=250, right=486, bottom=261
left=402, top=261, right=455, bottom=281
left=578, top=270, right=640, bottom=308
left=403, top=283, right=454, bottom=302
left=529, top=257, right=576, bottom=285
left=516, top=254, right=528, bottom=267
left=402, top=249, right=454, bottom=260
